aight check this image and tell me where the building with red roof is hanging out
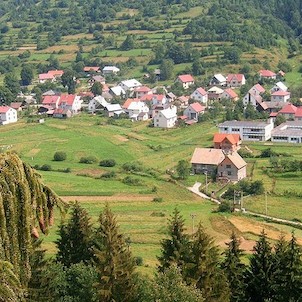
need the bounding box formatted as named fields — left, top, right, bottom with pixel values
left=221, top=88, right=239, bottom=101
left=83, top=66, right=100, bottom=73
left=190, top=87, right=208, bottom=105
left=271, top=90, right=291, bottom=103
left=213, top=133, right=241, bottom=152
left=295, top=107, right=302, bottom=121
left=38, top=70, right=64, bottom=83
left=134, top=86, right=152, bottom=99
left=0, top=106, right=17, bottom=125
left=259, top=70, right=276, bottom=80
left=183, top=102, right=206, bottom=121
left=42, top=95, right=61, bottom=109
left=176, top=74, right=195, bottom=89
left=226, top=74, right=246, bottom=87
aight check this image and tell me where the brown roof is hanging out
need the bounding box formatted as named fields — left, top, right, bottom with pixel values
left=10, top=102, right=22, bottom=109
left=190, top=148, right=225, bottom=165
left=224, top=152, right=246, bottom=169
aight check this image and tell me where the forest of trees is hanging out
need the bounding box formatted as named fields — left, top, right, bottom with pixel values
left=1, top=153, right=302, bottom=301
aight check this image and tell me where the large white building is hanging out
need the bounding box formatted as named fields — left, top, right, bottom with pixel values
left=153, top=106, right=177, bottom=128
left=218, top=119, right=274, bottom=141
left=0, top=106, right=18, bottom=125
left=119, top=79, right=142, bottom=92
left=271, top=121, right=302, bottom=143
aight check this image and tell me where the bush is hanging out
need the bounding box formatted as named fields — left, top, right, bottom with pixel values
left=53, top=151, right=67, bottom=161
left=152, top=197, right=163, bottom=203
left=134, top=256, right=143, bottom=266
left=122, top=176, right=143, bottom=186
left=238, top=148, right=253, bottom=158
left=40, top=164, right=52, bottom=171
left=217, top=201, right=232, bottom=213
left=100, top=171, right=116, bottom=179
left=122, top=162, right=143, bottom=172
left=99, top=159, right=116, bottom=167
left=79, top=156, right=98, bottom=164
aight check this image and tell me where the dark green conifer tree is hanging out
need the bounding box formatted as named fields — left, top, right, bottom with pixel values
left=246, top=231, right=274, bottom=302
left=158, top=208, right=189, bottom=272
left=221, top=232, right=246, bottom=302
left=56, top=202, right=94, bottom=267
left=94, top=204, right=136, bottom=302
left=184, top=223, right=230, bottom=302
left=272, top=233, right=302, bottom=302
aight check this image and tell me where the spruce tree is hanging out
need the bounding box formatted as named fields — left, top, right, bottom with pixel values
left=158, top=208, right=189, bottom=272
left=94, top=204, right=136, bottom=302
left=272, top=233, right=302, bottom=302
left=246, top=231, right=274, bottom=302
left=0, top=152, right=64, bottom=286
left=56, top=202, right=94, bottom=267
left=184, top=222, right=230, bottom=302
left=221, top=232, right=246, bottom=302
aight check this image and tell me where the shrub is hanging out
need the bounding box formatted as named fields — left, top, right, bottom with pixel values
left=217, top=201, right=232, bottom=213
left=122, top=176, right=143, bottom=186
left=238, top=148, right=253, bottom=158
left=99, top=159, right=116, bottom=167
left=134, top=256, right=143, bottom=266
left=53, top=151, right=67, bottom=161
left=40, top=164, right=52, bottom=171
left=79, top=156, right=98, bottom=164
left=152, top=197, right=163, bottom=203
left=100, top=171, right=116, bottom=179
left=122, top=162, right=143, bottom=172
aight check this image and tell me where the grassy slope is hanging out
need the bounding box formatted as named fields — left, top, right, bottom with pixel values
left=1, top=115, right=302, bottom=274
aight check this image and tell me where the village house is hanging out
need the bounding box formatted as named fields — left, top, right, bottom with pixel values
left=0, top=106, right=18, bottom=125
left=190, top=87, right=208, bottom=105
left=104, top=103, right=124, bottom=117
left=271, top=90, right=291, bottom=103
left=134, top=86, right=152, bottom=99
left=190, top=147, right=247, bottom=182
left=58, top=94, right=82, bottom=114
left=119, top=79, right=142, bottom=92
left=152, top=94, right=167, bottom=107
left=166, top=92, right=176, bottom=103
left=261, top=101, right=289, bottom=114
left=213, top=133, right=241, bottom=152
left=271, top=81, right=288, bottom=93
left=183, top=102, right=205, bottom=121
left=207, top=86, right=224, bottom=100
left=53, top=108, right=72, bottom=119
left=88, top=96, right=108, bottom=113
left=221, top=88, right=239, bottom=101
left=88, top=75, right=106, bottom=86
left=271, top=121, right=302, bottom=143
left=277, top=103, right=297, bottom=120
left=177, top=95, right=190, bottom=108
left=38, top=70, right=64, bottom=84
left=110, top=86, right=126, bottom=97
left=218, top=119, right=274, bottom=141
left=10, top=102, right=23, bottom=112
left=243, top=83, right=265, bottom=107
left=123, top=99, right=149, bottom=121
left=83, top=66, right=100, bottom=73
left=153, top=105, right=177, bottom=128
left=217, top=152, right=247, bottom=182
left=226, top=74, right=246, bottom=88
left=295, top=107, right=302, bottom=121
left=176, top=74, right=195, bottom=89
left=102, top=66, right=120, bottom=75
left=259, top=69, right=276, bottom=80
left=209, top=74, right=227, bottom=86
left=42, top=95, right=61, bottom=109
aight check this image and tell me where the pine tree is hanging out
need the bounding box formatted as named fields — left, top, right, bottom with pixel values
left=221, top=232, right=246, bottom=302
left=0, top=152, right=64, bottom=286
left=94, top=204, right=136, bottom=302
left=184, top=223, right=230, bottom=302
left=272, top=233, right=302, bottom=302
left=56, top=202, right=94, bottom=267
left=158, top=208, right=189, bottom=272
left=246, top=231, right=274, bottom=302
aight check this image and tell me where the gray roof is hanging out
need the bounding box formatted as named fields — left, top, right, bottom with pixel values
left=219, top=120, right=270, bottom=128
left=272, top=121, right=302, bottom=137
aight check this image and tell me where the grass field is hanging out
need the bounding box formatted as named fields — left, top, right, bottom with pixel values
left=1, top=115, right=302, bottom=272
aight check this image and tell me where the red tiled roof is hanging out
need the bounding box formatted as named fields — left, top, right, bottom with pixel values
left=271, top=91, right=290, bottom=96
left=39, top=73, right=54, bottom=80
left=140, top=94, right=154, bottom=102
left=153, top=94, right=165, bottom=101
left=122, top=98, right=139, bottom=109
left=42, top=95, right=60, bottom=105
left=84, top=66, right=100, bottom=72
left=227, top=74, right=244, bottom=83
left=58, top=94, right=76, bottom=106
left=213, top=133, right=241, bottom=145
left=196, top=87, right=207, bottom=95
left=190, top=102, right=206, bottom=113
left=178, top=74, right=194, bottom=83
left=295, top=107, right=302, bottom=118
left=0, top=106, right=10, bottom=113
left=259, top=70, right=276, bottom=77
left=270, top=112, right=278, bottom=117
left=253, top=84, right=265, bottom=93
left=279, top=103, right=297, bottom=114
left=47, top=70, right=64, bottom=77
left=224, top=88, right=238, bottom=99
left=178, top=115, right=188, bottom=120
left=10, top=102, right=22, bottom=109
left=135, top=86, right=151, bottom=92
left=178, top=95, right=189, bottom=102
left=102, top=84, right=109, bottom=92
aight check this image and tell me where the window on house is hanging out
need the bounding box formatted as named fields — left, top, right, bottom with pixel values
left=226, top=164, right=231, bottom=169
left=227, top=171, right=232, bottom=176
left=231, top=128, right=240, bottom=132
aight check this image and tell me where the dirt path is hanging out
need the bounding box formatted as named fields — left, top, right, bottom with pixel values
left=187, top=182, right=221, bottom=204
left=61, top=194, right=155, bottom=202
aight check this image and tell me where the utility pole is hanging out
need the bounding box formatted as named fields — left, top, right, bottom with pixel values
left=190, top=213, right=196, bottom=234
left=204, top=170, right=208, bottom=195
left=265, top=191, right=268, bottom=216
